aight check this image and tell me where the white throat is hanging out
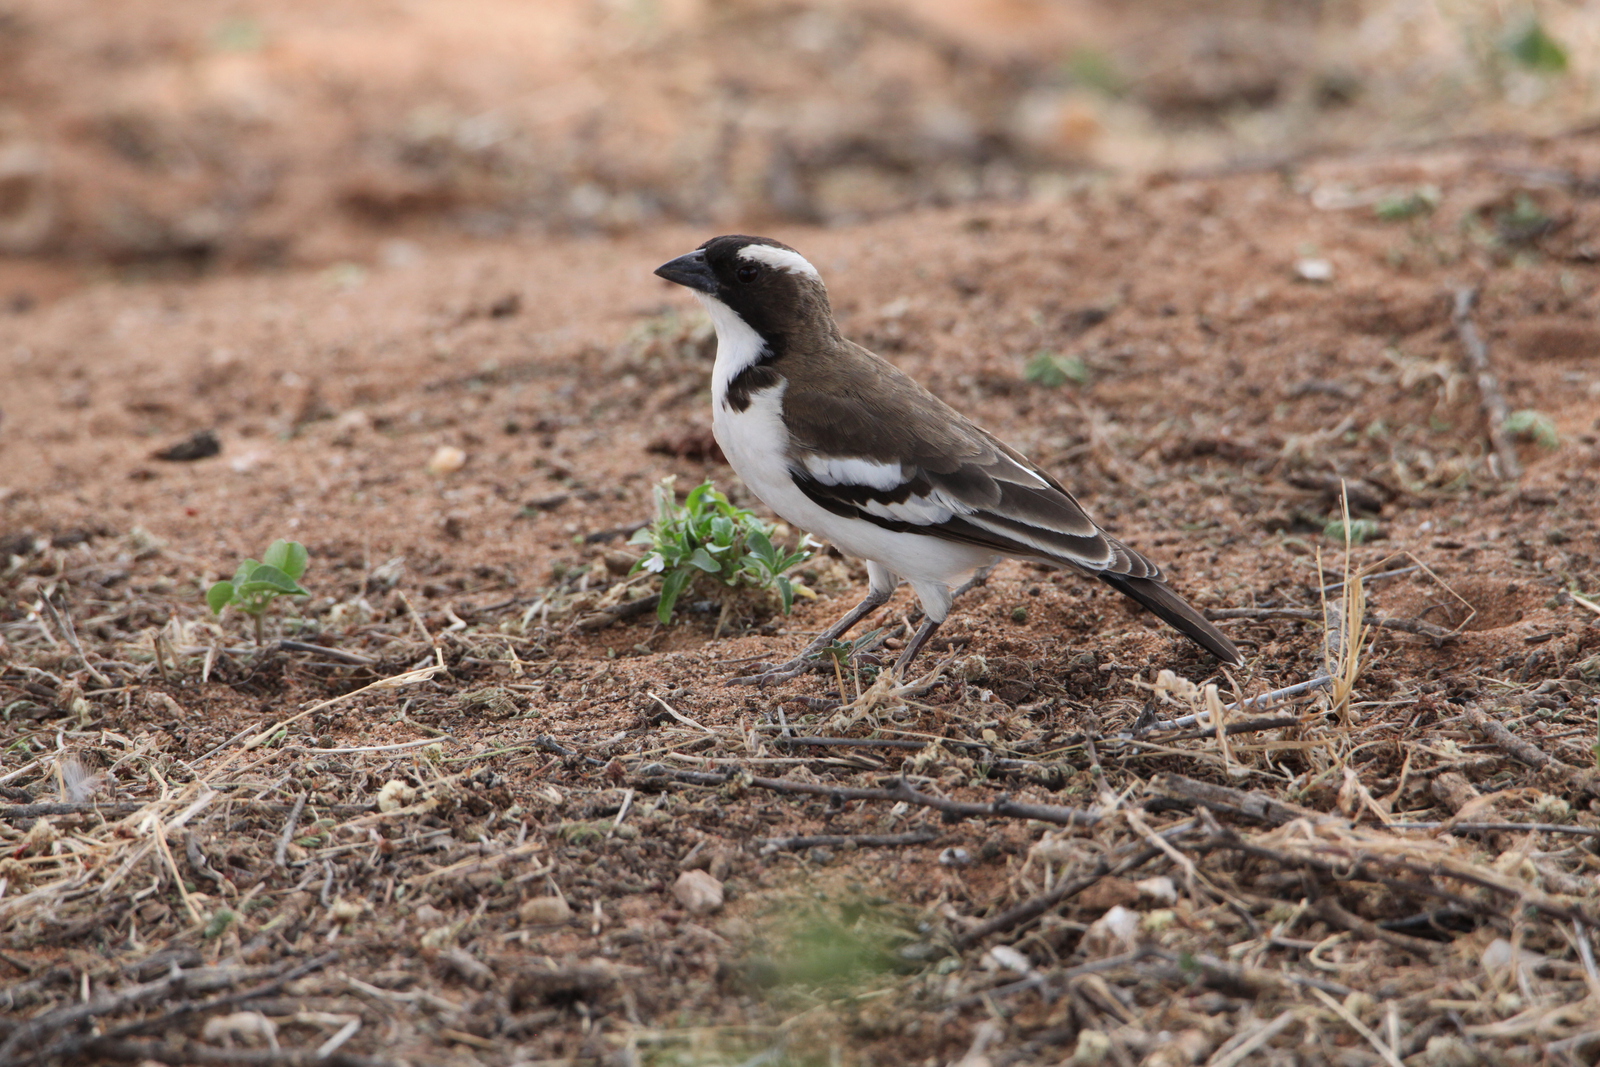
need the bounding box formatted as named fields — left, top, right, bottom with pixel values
left=696, top=292, right=771, bottom=405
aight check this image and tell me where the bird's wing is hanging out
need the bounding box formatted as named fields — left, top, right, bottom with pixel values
left=780, top=346, right=1159, bottom=580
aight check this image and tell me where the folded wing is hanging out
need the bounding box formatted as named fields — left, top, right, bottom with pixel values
left=781, top=344, right=1240, bottom=663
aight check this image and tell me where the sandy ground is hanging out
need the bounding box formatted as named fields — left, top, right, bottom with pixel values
left=3, top=131, right=1600, bottom=1064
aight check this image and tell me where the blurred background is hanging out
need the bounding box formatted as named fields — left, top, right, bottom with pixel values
left=0, top=0, right=1595, bottom=269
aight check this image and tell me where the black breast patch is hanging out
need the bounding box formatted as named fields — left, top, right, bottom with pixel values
left=724, top=364, right=785, bottom=412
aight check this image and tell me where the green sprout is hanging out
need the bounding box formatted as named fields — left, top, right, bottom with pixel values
left=630, top=480, right=813, bottom=624
left=1504, top=409, right=1559, bottom=450
left=1503, top=16, right=1568, bottom=74
left=1323, top=518, right=1382, bottom=545
left=1024, top=350, right=1089, bottom=388
left=206, top=539, right=311, bottom=644
left=1375, top=186, right=1440, bottom=221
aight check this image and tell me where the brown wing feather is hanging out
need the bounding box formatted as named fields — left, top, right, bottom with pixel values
left=775, top=340, right=1240, bottom=662
left=781, top=342, right=1121, bottom=571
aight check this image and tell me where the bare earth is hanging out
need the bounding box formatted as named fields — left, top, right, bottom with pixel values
left=4, top=129, right=1600, bottom=1063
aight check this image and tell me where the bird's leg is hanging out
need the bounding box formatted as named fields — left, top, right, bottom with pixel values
left=892, top=616, right=943, bottom=677
left=950, top=563, right=995, bottom=601
left=728, top=584, right=893, bottom=686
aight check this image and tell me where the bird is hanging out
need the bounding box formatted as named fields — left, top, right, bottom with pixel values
left=653, top=234, right=1242, bottom=683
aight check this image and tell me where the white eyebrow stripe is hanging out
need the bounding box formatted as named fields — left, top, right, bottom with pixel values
left=738, top=244, right=821, bottom=279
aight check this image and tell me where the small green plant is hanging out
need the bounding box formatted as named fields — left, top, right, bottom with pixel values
left=1504, top=409, right=1560, bottom=451
left=631, top=480, right=813, bottom=624
left=1323, top=517, right=1382, bottom=545
left=206, top=539, right=311, bottom=644
left=1375, top=186, right=1440, bottom=221
left=1024, top=350, right=1089, bottom=388
left=1064, top=46, right=1125, bottom=96
left=1502, top=16, right=1568, bottom=73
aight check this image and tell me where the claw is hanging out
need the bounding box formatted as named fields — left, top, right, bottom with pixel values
left=726, top=658, right=816, bottom=686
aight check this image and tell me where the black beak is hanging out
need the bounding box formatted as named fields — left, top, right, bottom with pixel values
left=654, top=249, right=717, bottom=294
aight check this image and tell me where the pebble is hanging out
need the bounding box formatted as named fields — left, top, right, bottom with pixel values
left=673, top=869, right=725, bottom=915
left=1294, top=257, right=1333, bottom=282
left=426, top=445, right=467, bottom=476
left=1080, top=904, right=1140, bottom=958
left=518, top=896, right=574, bottom=924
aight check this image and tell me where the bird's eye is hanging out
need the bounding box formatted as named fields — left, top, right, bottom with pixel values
left=735, top=264, right=761, bottom=283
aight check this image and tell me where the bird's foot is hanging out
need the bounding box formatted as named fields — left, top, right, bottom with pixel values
left=725, top=635, right=889, bottom=687
left=724, top=656, right=823, bottom=687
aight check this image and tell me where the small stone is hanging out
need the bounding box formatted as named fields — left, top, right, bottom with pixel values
left=1294, top=257, right=1334, bottom=282
left=1135, top=876, right=1178, bottom=905
left=673, top=869, right=725, bottom=915
left=153, top=429, right=222, bottom=462
left=426, top=445, right=467, bottom=476
left=938, top=847, right=972, bottom=867
left=376, top=780, right=416, bottom=812
left=518, top=896, right=574, bottom=924
left=1071, top=1029, right=1112, bottom=1066
left=1482, top=937, right=1548, bottom=978
left=1080, top=905, right=1140, bottom=958
left=984, top=945, right=1033, bottom=975
left=201, top=1011, right=277, bottom=1048
left=327, top=898, right=365, bottom=922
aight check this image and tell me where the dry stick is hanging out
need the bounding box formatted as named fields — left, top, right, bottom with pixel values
left=0, top=799, right=372, bottom=823
left=1319, top=565, right=1422, bottom=595
left=771, top=718, right=1299, bottom=764
left=635, top=765, right=1100, bottom=828
left=1151, top=772, right=1337, bottom=828
left=1460, top=701, right=1600, bottom=797
left=77, top=952, right=342, bottom=1052
left=1200, top=830, right=1600, bottom=927
left=1, top=802, right=150, bottom=820
left=1311, top=897, right=1446, bottom=958
left=79, top=1040, right=397, bottom=1067
left=1390, top=820, right=1600, bottom=839
left=1163, top=716, right=1302, bottom=743
left=1149, top=947, right=1355, bottom=998
left=1208, top=1011, right=1300, bottom=1067
left=1452, top=287, right=1522, bottom=481
left=1310, top=987, right=1407, bottom=1067
left=953, top=831, right=1191, bottom=949
left=942, top=947, right=1161, bottom=1009
left=760, top=831, right=939, bottom=853
left=273, top=640, right=377, bottom=665
left=1206, top=606, right=1454, bottom=641
left=1134, top=674, right=1334, bottom=734
left=274, top=792, right=308, bottom=868
left=0, top=951, right=335, bottom=1067
left=38, top=593, right=111, bottom=687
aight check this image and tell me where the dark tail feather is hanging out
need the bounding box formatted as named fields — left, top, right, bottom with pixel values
left=1099, top=574, right=1242, bottom=665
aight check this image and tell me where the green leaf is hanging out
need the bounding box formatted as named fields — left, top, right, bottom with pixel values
left=687, top=547, right=722, bottom=573
left=777, top=576, right=794, bottom=613
left=1374, top=186, right=1439, bottom=221
left=238, top=563, right=310, bottom=597
left=233, top=560, right=258, bottom=588
left=746, top=528, right=774, bottom=562
left=1323, top=517, right=1382, bottom=545
left=1503, top=409, right=1559, bottom=450
left=1504, top=17, right=1568, bottom=73
left=263, top=539, right=309, bottom=580
left=657, top=570, right=692, bottom=623
left=206, top=580, right=237, bottom=614
left=1025, top=350, right=1089, bottom=388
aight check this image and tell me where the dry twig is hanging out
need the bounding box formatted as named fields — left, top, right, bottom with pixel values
left=1452, top=287, right=1522, bottom=481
